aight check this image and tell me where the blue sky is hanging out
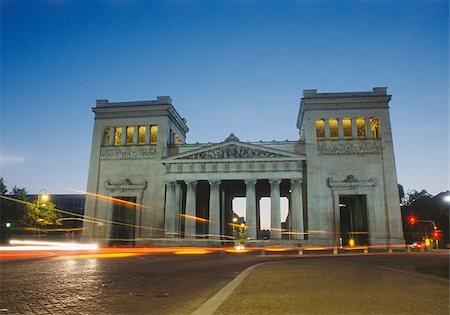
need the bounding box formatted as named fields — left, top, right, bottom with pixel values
left=1, top=0, right=448, bottom=198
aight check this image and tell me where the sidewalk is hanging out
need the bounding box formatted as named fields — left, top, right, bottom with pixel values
left=200, top=254, right=449, bottom=315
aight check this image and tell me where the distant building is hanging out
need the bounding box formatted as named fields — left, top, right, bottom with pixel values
left=0, top=194, right=85, bottom=242
left=83, top=88, right=405, bottom=247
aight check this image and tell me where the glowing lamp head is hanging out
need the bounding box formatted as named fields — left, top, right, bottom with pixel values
left=232, top=217, right=238, bottom=223
left=40, top=194, right=49, bottom=202
left=349, top=239, right=355, bottom=247
left=408, top=216, right=416, bottom=225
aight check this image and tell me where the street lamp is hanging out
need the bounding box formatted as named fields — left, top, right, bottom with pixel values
left=35, top=189, right=49, bottom=237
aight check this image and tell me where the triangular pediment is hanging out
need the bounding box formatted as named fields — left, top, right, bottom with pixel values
left=165, top=140, right=303, bottom=162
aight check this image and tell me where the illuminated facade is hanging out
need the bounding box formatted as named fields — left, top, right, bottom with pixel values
left=83, top=88, right=405, bottom=247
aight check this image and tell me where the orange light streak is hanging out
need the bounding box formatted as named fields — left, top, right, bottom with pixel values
left=71, top=189, right=154, bottom=209
left=179, top=214, right=209, bottom=222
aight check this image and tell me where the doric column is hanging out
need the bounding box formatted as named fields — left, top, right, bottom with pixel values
left=365, top=118, right=371, bottom=139
left=175, top=184, right=182, bottom=237
left=184, top=180, right=197, bottom=238
left=324, top=119, right=330, bottom=139
left=121, top=126, right=127, bottom=145
left=145, top=125, right=151, bottom=144
left=208, top=180, right=221, bottom=239
left=351, top=118, right=358, bottom=139
left=133, top=125, right=139, bottom=144
left=290, top=179, right=304, bottom=240
left=245, top=180, right=257, bottom=240
left=164, top=181, right=176, bottom=238
left=270, top=180, right=282, bottom=240
left=108, top=127, right=115, bottom=146
left=338, top=119, right=344, bottom=139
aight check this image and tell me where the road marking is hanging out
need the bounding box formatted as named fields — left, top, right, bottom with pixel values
left=192, top=261, right=272, bottom=315
left=377, top=266, right=449, bottom=282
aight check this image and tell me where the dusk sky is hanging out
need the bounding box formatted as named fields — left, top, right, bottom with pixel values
left=1, top=0, right=448, bottom=200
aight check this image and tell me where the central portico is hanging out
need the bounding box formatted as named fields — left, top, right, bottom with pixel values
left=162, top=134, right=305, bottom=243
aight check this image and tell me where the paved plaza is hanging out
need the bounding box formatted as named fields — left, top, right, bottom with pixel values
left=0, top=252, right=448, bottom=314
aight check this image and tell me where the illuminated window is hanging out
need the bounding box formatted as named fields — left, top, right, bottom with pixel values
left=329, top=118, right=338, bottom=139
left=138, top=126, right=146, bottom=145
left=114, top=127, right=122, bottom=146
left=343, top=118, right=352, bottom=139
left=102, top=127, right=110, bottom=146
left=126, top=127, right=134, bottom=145
left=175, top=134, right=183, bottom=144
left=356, top=118, right=366, bottom=138
left=150, top=125, right=158, bottom=144
left=315, top=119, right=325, bottom=140
left=370, top=117, right=380, bottom=139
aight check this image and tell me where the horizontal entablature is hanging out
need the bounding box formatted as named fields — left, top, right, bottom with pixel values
left=300, top=100, right=389, bottom=111
left=165, top=160, right=303, bottom=174
left=93, top=105, right=189, bottom=133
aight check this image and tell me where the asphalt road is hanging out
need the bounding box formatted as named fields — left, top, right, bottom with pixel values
left=0, top=252, right=291, bottom=314
left=0, top=252, right=448, bottom=314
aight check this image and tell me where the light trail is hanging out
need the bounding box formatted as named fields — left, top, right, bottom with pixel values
left=70, top=189, right=156, bottom=210
left=1, top=240, right=98, bottom=251
left=179, top=214, right=209, bottom=222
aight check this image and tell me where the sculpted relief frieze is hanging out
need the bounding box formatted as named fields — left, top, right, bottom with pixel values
left=317, top=141, right=382, bottom=155
left=184, top=144, right=285, bottom=160
left=100, top=146, right=156, bottom=160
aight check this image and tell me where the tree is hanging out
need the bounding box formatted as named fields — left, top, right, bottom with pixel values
left=11, top=186, right=28, bottom=200
left=0, top=178, right=7, bottom=195
left=21, top=199, right=58, bottom=229
left=402, top=189, right=433, bottom=206
left=398, top=184, right=405, bottom=205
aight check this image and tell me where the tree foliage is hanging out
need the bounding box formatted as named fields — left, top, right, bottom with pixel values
left=402, top=189, right=433, bottom=206
left=0, top=177, right=7, bottom=195
left=11, top=186, right=28, bottom=200
left=21, top=199, right=58, bottom=228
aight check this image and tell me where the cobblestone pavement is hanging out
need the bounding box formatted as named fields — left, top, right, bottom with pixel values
left=0, top=253, right=291, bottom=314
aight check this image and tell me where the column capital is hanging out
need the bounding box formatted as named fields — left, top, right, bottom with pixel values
left=165, top=181, right=177, bottom=186
left=269, top=179, right=282, bottom=185
left=244, top=179, right=257, bottom=185
left=290, top=178, right=303, bottom=185
left=208, top=180, right=221, bottom=186
left=185, top=180, right=197, bottom=186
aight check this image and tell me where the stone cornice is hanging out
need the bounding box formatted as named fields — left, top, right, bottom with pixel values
left=93, top=104, right=189, bottom=133
left=296, top=87, right=391, bottom=129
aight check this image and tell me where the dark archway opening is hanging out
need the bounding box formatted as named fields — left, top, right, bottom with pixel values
left=339, top=195, right=368, bottom=246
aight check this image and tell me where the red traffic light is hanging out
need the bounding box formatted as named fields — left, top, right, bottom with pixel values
left=433, top=230, right=442, bottom=239
left=408, top=216, right=416, bottom=225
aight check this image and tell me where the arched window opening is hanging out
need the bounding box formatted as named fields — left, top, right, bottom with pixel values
left=114, top=127, right=123, bottom=146
left=343, top=118, right=352, bottom=139
left=138, top=126, right=146, bottom=144
left=102, top=127, right=110, bottom=146
left=356, top=118, right=366, bottom=138
left=370, top=117, right=380, bottom=139
left=150, top=125, right=158, bottom=144
left=329, top=118, right=338, bottom=139
left=315, top=119, right=325, bottom=140
left=126, top=126, right=134, bottom=145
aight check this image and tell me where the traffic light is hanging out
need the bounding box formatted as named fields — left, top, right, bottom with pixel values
left=408, top=216, right=416, bottom=225
left=432, top=230, right=442, bottom=239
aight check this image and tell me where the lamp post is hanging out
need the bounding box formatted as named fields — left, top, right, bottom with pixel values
left=35, top=189, right=49, bottom=237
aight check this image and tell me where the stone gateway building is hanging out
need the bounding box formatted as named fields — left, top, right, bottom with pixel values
left=83, top=88, right=405, bottom=248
